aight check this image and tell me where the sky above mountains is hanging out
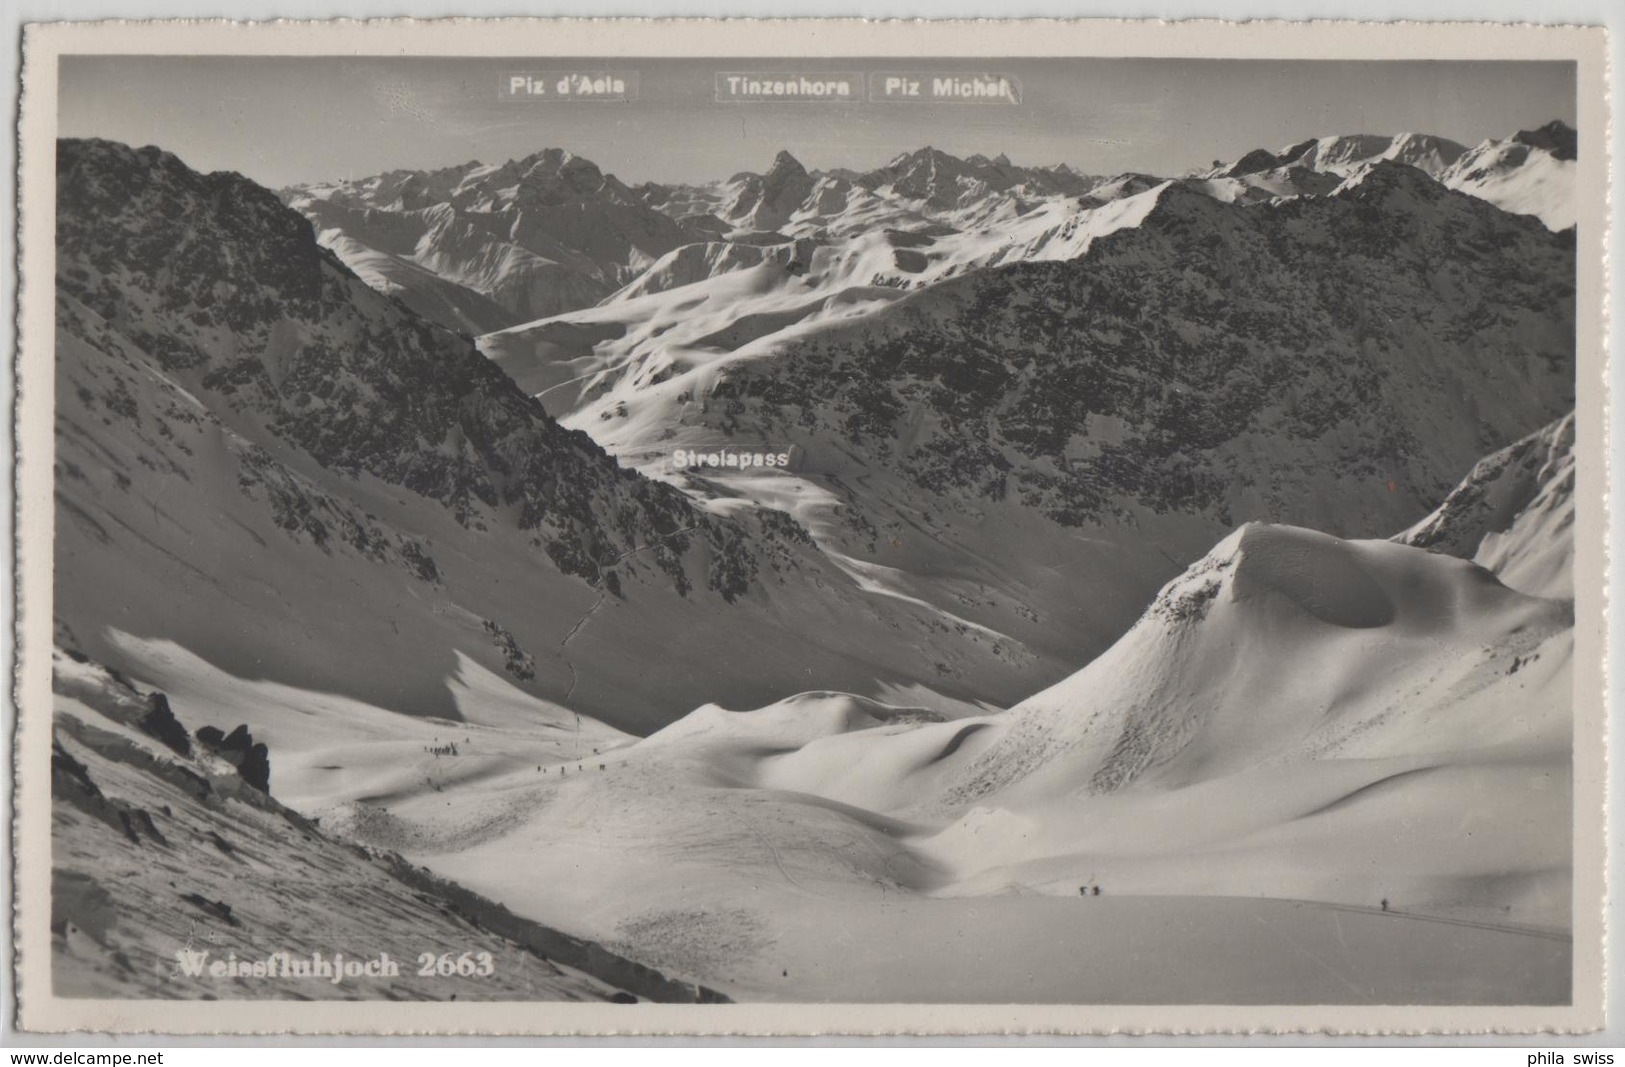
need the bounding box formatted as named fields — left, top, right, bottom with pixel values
left=59, top=55, right=1575, bottom=188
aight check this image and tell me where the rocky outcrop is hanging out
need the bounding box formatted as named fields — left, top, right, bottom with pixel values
left=195, top=723, right=272, bottom=793
left=139, top=692, right=190, bottom=756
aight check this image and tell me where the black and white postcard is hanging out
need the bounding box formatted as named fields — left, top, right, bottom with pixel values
left=11, top=17, right=1610, bottom=1036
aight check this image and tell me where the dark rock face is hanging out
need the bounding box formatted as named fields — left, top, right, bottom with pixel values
left=52, top=869, right=119, bottom=945
left=240, top=745, right=272, bottom=794
left=139, top=693, right=191, bottom=756
left=55, top=138, right=764, bottom=598
left=179, top=891, right=241, bottom=927
left=195, top=723, right=271, bottom=793
left=52, top=740, right=168, bottom=846
left=702, top=163, right=1574, bottom=537
left=52, top=740, right=102, bottom=799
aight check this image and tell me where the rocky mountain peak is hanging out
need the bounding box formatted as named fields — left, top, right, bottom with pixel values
left=56, top=136, right=753, bottom=598
left=510, top=149, right=610, bottom=197
left=768, top=149, right=807, bottom=177
left=1513, top=119, right=1578, bottom=162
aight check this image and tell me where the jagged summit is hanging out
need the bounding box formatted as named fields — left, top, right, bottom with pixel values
left=882, top=145, right=980, bottom=177
left=717, top=147, right=819, bottom=230
left=854, top=145, right=1096, bottom=215
left=518, top=148, right=608, bottom=190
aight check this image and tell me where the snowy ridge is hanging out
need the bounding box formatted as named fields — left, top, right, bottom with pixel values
left=1441, top=121, right=1577, bottom=231
left=481, top=179, right=1168, bottom=421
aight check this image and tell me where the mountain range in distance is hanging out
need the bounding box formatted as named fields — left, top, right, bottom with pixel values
left=283, top=120, right=1576, bottom=337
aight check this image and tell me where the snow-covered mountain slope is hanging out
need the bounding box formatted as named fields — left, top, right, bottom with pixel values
left=899, top=524, right=1573, bottom=941
left=1397, top=412, right=1575, bottom=598
left=1181, top=165, right=1344, bottom=206
left=929, top=524, right=1569, bottom=802
left=1208, top=132, right=1468, bottom=182
left=316, top=523, right=1572, bottom=1002
left=283, top=149, right=707, bottom=332
left=1441, top=121, right=1577, bottom=231
left=83, top=631, right=637, bottom=814
left=50, top=649, right=721, bottom=1002
left=319, top=231, right=518, bottom=336
left=1178, top=133, right=1468, bottom=213
left=55, top=138, right=1061, bottom=731
left=508, top=161, right=1573, bottom=672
